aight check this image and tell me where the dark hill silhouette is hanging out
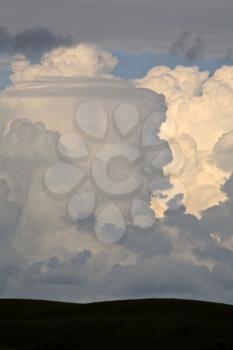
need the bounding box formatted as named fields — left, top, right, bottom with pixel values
left=0, top=298, right=232, bottom=349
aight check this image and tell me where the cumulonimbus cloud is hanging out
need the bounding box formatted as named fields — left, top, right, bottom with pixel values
left=2, top=45, right=233, bottom=219
left=0, top=44, right=233, bottom=302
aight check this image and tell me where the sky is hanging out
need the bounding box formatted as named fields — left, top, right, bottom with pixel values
left=1, top=0, right=233, bottom=304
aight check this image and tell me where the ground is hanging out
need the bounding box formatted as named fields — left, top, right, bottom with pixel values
left=0, top=298, right=232, bottom=349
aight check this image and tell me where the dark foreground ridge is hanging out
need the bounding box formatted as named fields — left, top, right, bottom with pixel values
left=0, top=298, right=232, bottom=349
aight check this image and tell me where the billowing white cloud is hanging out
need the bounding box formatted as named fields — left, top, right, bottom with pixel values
left=135, top=65, right=233, bottom=217
left=11, top=44, right=119, bottom=82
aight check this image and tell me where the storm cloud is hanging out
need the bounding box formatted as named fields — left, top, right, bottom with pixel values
left=0, top=43, right=233, bottom=304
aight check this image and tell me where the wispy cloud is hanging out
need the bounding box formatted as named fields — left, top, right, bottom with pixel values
left=170, top=32, right=204, bottom=60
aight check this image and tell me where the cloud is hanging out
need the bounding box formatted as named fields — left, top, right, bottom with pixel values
left=170, top=32, right=190, bottom=55
left=0, top=48, right=156, bottom=297
left=10, top=44, right=119, bottom=81
left=211, top=131, right=233, bottom=173
left=170, top=32, right=204, bottom=60
left=0, top=119, right=231, bottom=303
left=1, top=43, right=233, bottom=304
left=0, top=26, right=73, bottom=59
left=0, top=179, right=24, bottom=294
left=185, top=34, right=204, bottom=60
left=135, top=65, right=233, bottom=217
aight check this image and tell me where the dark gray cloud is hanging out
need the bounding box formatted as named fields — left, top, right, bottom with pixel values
left=170, top=32, right=204, bottom=60
left=0, top=137, right=233, bottom=304
left=0, top=110, right=232, bottom=303
left=0, top=26, right=74, bottom=59
left=0, top=180, right=21, bottom=240
left=186, top=34, right=204, bottom=60
left=170, top=31, right=190, bottom=55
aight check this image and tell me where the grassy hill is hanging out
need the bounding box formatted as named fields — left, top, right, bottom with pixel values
left=0, top=298, right=232, bottom=349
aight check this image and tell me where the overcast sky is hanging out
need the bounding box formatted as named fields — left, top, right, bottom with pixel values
left=1, top=0, right=233, bottom=53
